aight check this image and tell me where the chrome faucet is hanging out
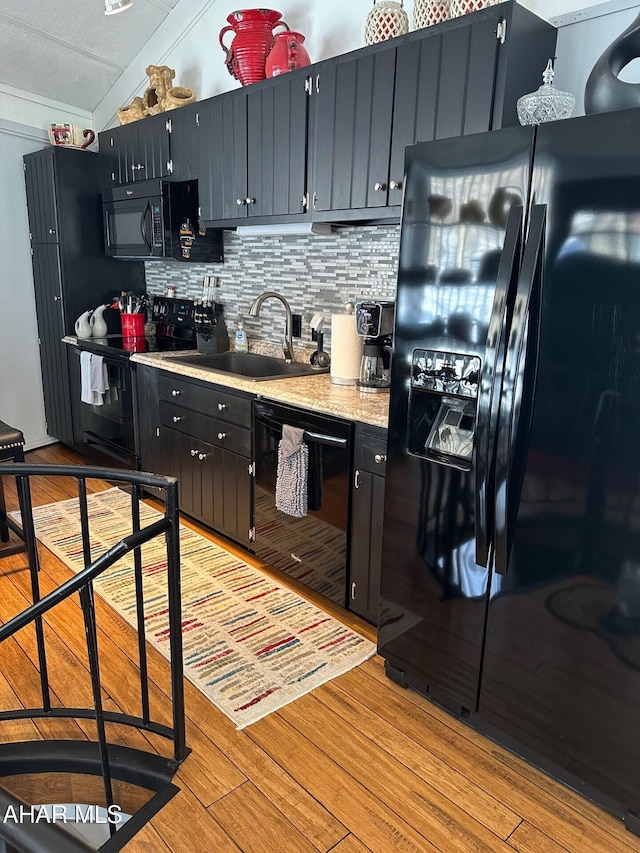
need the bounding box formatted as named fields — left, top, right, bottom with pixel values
left=248, top=291, right=295, bottom=363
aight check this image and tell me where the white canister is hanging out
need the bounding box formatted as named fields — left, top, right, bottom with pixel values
left=330, top=314, right=363, bottom=385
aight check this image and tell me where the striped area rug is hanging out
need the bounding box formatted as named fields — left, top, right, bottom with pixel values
left=22, top=488, right=377, bottom=729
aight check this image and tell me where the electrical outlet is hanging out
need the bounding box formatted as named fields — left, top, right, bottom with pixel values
left=292, top=314, right=302, bottom=338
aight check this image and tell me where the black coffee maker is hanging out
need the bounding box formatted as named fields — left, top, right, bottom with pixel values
left=354, top=300, right=395, bottom=392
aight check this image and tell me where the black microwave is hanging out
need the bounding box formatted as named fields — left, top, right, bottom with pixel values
left=102, top=179, right=223, bottom=263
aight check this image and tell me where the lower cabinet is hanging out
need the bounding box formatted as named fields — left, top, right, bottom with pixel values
left=349, top=423, right=387, bottom=624
left=154, top=372, right=254, bottom=547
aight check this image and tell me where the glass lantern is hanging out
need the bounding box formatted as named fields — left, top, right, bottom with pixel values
left=365, top=0, right=410, bottom=45
left=517, top=59, right=576, bottom=126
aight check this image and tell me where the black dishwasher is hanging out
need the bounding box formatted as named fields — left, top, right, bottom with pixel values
left=253, top=400, right=353, bottom=607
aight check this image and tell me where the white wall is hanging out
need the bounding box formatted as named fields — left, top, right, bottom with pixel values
left=0, top=120, right=53, bottom=449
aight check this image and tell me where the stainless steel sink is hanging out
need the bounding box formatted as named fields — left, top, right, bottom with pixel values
left=168, top=351, right=329, bottom=381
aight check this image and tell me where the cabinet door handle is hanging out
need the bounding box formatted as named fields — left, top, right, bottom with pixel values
left=246, top=197, right=256, bottom=205
left=374, top=182, right=386, bottom=192
left=48, top=228, right=56, bottom=235
left=171, top=389, right=181, bottom=396
left=217, top=432, right=227, bottom=440
left=172, top=415, right=182, bottom=423
left=389, top=181, right=402, bottom=190
left=374, top=454, right=387, bottom=464
left=351, top=581, right=357, bottom=600
left=217, top=403, right=227, bottom=411
left=53, top=295, right=61, bottom=301
left=236, top=198, right=247, bottom=206
left=354, top=469, right=360, bottom=489
left=190, top=448, right=198, bottom=457
left=198, top=452, right=207, bottom=461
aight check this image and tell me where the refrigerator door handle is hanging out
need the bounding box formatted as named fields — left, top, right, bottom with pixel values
left=474, top=205, right=523, bottom=568
left=494, top=203, right=546, bottom=575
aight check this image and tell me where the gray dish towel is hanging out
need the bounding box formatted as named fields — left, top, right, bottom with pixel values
left=275, top=425, right=308, bottom=518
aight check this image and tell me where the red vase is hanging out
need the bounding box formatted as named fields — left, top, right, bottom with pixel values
left=219, top=9, right=290, bottom=87
left=265, top=31, right=311, bottom=77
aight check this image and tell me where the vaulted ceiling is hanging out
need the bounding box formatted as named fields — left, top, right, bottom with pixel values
left=0, top=0, right=181, bottom=112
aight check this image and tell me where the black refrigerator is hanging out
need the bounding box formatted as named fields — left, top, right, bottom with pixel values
left=378, top=108, right=640, bottom=830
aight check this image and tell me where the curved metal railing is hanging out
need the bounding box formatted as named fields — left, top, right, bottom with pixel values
left=0, top=463, right=189, bottom=845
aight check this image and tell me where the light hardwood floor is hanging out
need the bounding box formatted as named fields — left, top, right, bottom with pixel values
left=0, top=444, right=639, bottom=853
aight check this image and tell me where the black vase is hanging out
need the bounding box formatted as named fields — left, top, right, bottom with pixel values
left=585, top=11, right=640, bottom=114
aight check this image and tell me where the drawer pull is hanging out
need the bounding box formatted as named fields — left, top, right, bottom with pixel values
left=198, top=452, right=207, bottom=461
left=190, top=449, right=197, bottom=457
left=217, top=403, right=227, bottom=411
left=374, top=454, right=387, bottom=464
left=171, top=389, right=181, bottom=397
left=172, top=415, right=183, bottom=423
left=217, top=432, right=227, bottom=440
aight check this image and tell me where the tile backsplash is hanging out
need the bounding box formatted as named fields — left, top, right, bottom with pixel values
left=144, top=224, right=400, bottom=351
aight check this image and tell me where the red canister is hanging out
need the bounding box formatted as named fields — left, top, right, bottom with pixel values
left=265, top=31, right=311, bottom=77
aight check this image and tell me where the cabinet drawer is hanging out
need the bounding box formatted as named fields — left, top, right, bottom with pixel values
left=160, top=401, right=252, bottom=456
left=159, top=373, right=252, bottom=426
left=355, top=426, right=388, bottom=475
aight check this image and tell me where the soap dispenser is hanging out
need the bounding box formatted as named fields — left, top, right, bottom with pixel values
left=235, top=318, right=248, bottom=352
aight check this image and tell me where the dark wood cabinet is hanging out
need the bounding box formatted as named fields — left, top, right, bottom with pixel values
left=166, top=102, right=201, bottom=182
left=312, top=48, right=396, bottom=214
left=198, top=88, right=248, bottom=223
left=198, top=72, right=309, bottom=226
left=23, top=147, right=144, bottom=445
left=349, top=424, right=387, bottom=624
left=30, top=243, right=73, bottom=444
left=311, top=1, right=556, bottom=220
left=156, top=373, right=253, bottom=546
left=99, top=113, right=171, bottom=185
left=246, top=74, right=309, bottom=218
left=136, top=364, right=160, bottom=474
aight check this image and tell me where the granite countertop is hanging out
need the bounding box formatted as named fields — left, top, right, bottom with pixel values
left=131, top=351, right=390, bottom=429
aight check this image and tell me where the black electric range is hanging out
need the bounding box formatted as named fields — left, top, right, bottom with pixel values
left=76, top=332, right=196, bottom=361
left=77, top=296, right=198, bottom=360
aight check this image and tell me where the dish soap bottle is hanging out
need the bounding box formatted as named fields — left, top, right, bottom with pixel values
left=235, top=318, right=248, bottom=352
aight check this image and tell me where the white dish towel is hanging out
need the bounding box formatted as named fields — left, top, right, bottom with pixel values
left=80, top=352, right=109, bottom=406
left=275, top=425, right=308, bottom=518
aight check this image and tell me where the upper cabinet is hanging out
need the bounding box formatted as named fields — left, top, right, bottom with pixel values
left=310, top=2, right=556, bottom=221
left=97, top=2, right=555, bottom=224
left=197, top=72, right=309, bottom=226
left=99, top=112, right=172, bottom=185
left=165, top=102, right=200, bottom=182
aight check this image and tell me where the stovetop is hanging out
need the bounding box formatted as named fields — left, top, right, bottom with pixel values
left=76, top=334, right=197, bottom=360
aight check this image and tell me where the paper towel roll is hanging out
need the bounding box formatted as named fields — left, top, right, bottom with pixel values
left=331, top=314, right=363, bottom=385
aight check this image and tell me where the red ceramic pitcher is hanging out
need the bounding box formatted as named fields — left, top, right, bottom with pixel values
left=265, top=31, right=311, bottom=77
left=219, top=9, right=290, bottom=87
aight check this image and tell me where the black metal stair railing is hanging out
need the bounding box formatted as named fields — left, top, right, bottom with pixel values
left=0, top=463, right=190, bottom=848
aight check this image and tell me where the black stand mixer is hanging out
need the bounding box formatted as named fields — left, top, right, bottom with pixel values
left=354, top=300, right=395, bottom=392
